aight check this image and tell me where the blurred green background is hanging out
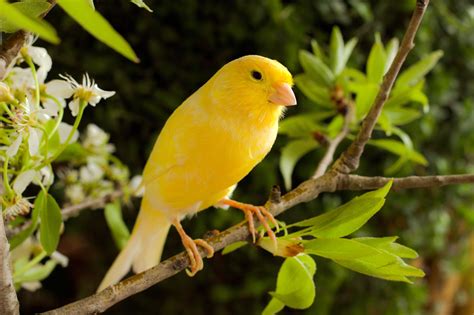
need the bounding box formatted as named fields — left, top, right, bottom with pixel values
left=17, top=0, right=473, bottom=314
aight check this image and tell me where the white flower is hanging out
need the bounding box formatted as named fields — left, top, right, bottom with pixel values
left=53, top=74, right=115, bottom=116
left=65, top=184, right=85, bottom=204
left=58, top=122, right=79, bottom=144
left=27, top=46, right=52, bottom=84
left=34, top=166, right=54, bottom=187
left=6, top=134, right=23, bottom=157
left=0, top=82, right=14, bottom=102
left=83, top=124, right=108, bottom=147
left=13, top=170, right=36, bottom=195
left=79, top=161, right=104, bottom=183
left=51, top=251, right=69, bottom=268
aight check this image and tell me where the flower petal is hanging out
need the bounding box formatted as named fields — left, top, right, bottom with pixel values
left=68, top=98, right=80, bottom=116
left=7, top=135, right=23, bottom=157
left=58, top=122, right=79, bottom=144
left=28, top=128, right=42, bottom=156
left=45, top=80, right=74, bottom=99
left=13, top=170, right=37, bottom=195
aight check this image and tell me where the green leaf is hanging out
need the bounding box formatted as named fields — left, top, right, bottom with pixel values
left=0, top=0, right=59, bottom=43
left=9, top=197, right=41, bottom=250
left=14, top=260, right=57, bottom=284
left=294, top=74, right=333, bottom=108
left=354, top=237, right=418, bottom=259
left=366, top=35, right=387, bottom=83
left=280, top=139, right=319, bottom=190
left=304, top=238, right=380, bottom=260
left=384, top=38, right=399, bottom=73
left=383, top=107, right=422, bottom=126
left=222, top=241, right=247, bottom=255
left=341, top=37, right=358, bottom=72
left=104, top=201, right=130, bottom=250
left=266, top=254, right=316, bottom=312
left=57, top=0, right=139, bottom=62
left=299, top=50, right=334, bottom=87
left=292, top=181, right=392, bottom=238
left=279, top=112, right=334, bottom=138
left=131, top=0, right=153, bottom=12
left=39, top=192, right=62, bottom=254
left=395, top=51, right=443, bottom=89
left=0, top=0, right=50, bottom=33
left=310, top=39, right=328, bottom=64
left=368, top=139, right=428, bottom=166
left=352, top=82, right=379, bottom=119
left=329, top=26, right=345, bottom=75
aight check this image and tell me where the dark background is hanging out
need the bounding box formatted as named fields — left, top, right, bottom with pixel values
left=17, top=0, right=474, bottom=314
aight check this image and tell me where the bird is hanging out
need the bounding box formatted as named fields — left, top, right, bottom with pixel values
left=98, top=55, right=296, bottom=291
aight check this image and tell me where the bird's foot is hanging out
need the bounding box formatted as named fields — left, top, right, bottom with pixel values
left=173, top=220, right=214, bottom=277
left=220, top=199, right=278, bottom=247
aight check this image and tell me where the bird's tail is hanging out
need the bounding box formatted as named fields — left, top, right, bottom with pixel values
left=97, top=196, right=171, bottom=292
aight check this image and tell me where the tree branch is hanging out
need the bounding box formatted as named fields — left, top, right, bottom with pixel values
left=0, top=214, right=19, bottom=315
left=332, top=0, right=430, bottom=174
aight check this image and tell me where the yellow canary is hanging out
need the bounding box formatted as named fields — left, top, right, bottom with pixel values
left=98, top=55, right=296, bottom=291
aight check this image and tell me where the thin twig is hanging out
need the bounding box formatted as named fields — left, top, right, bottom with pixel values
left=332, top=0, right=430, bottom=174
left=313, top=105, right=353, bottom=178
left=0, top=214, right=19, bottom=315
left=338, top=174, right=474, bottom=191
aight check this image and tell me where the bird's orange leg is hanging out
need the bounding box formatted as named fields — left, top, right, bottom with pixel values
left=219, top=199, right=278, bottom=246
left=172, top=219, right=214, bottom=277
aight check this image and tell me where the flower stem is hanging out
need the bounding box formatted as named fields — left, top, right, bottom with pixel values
left=13, top=250, right=47, bottom=279
left=23, top=52, right=41, bottom=111
left=2, top=156, right=14, bottom=198
left=45, top=94, right=64, bottom=139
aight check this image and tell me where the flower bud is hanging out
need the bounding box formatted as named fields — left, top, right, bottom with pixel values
left=0, top=82, right=15, bottom=103
left=259, top=237, right=304, bottom=257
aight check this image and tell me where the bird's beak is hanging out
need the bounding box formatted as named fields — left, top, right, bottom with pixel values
left=268, top=83, right=297, bottom=106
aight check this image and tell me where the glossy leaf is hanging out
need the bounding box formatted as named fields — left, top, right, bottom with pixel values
left=367, top=35, right=387, bottom=83
left=299, top=50, right=334, bottom=87
left=329, top=26, right=344, bottom=75
left=104, top=201, right=130, bottom=250
left=294, top=74, right=333, bottom=108
left=310, top=39, right=328, bottom=64
left=57, top=0, right=139, bottom=62
left=291, top=181, right=392, bottom=238
left=280, top=139, right=319, bottom=190
left=395, top=51, right=443, bottom=89
left=38, top=192, right=62, bottom=254
left=304, top=238, right=379, bottom=260
left=0, top=0, right=58, bottom=43
left=341, top=37, right=358, bottom=72
left=384, top=38, right=399, bottom=73
left=0, top=0, right=50, bottom=33
left=265, top=254, right=316, bottom=313
left=354, top=237, right=418, bottom=259
left=368, top=139, right=428, bottom=165
left=278, top=112, right=331, bottom=138
left=131, top=0, right=153, bottom=12
left=383, top=107, right=422, bottom=126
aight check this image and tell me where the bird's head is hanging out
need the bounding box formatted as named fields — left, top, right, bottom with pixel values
left=208, top=55, right=296, bottom=122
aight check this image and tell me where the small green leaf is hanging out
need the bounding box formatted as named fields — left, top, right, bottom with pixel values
left=294, top=74, right=333, bottom=108
left=383, top=108, right=422, bottom=126
left=280, top=139, right=319, bottom=190
left=354, top=237, right=419, bottom=259
left=299, top=50, right=334, bottom=87
left=222, top=241, right=247, bottom=255
left=341, top=37, right=358, bottom=72
left=279, top=112, right=333, bottom=138
left=329, top=26, right=345, bottom=75
left=291, top=181, right=392, bottom=238
left=104, top=201, right=130, bottom=250
left=14, top=260, right=57, bottom=284
left=265, top=254, right=316, bottom=312
left=352, top=82, right=379, bottom=119
left=0, top=0, right=50, bottom=33
left=131, top=0, right=153, bottom=12
left=0, top=0, right=59, bottom=43
left=368, top=139, right=428, bottom=166
left=395, top=51, right=443, bottom=89
left=39, top=192, right=62, bottom=254
left=366, top=35, right=387, bottom=83
left=384, top=38, right=399, bottom=73
left=310, top=39, right=328, bottom=64
left=57, top=0, right=139, bottom=62
left=304, top=238, right=379, bottom=260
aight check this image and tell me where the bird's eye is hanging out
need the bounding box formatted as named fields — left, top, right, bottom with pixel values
left=250, top=70, right=263, bottom=81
